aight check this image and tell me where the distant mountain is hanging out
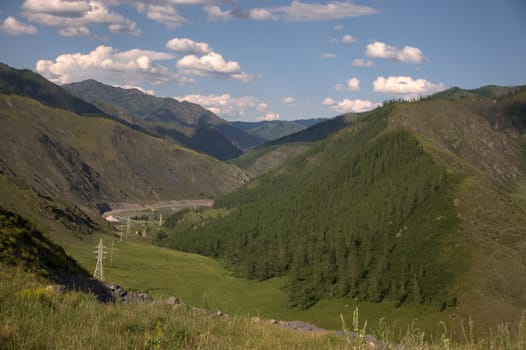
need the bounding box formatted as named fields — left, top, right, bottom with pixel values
left=232, top=114, right=353, bottom=176
left=0, top=65, right=249, bottom=239
left=63, top=80, right=264, bottom=160
left=231, top=118, right=326, bottom=142
left=161, top=85, right=526, bottom=326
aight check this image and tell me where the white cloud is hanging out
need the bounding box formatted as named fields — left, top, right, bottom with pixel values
left=248, top=8, right=277, bottom=21
left=206, top=1, right=377, bottom=22
left=176, top=52, right=254, bottom=82
left=373, top=76, right=445, bottom=99
left=204, top=5, right=277, bottom=21
left=166, top=38, right=212, bottom=54
left=352, top=58, right=376, bottom=68
left=1, top=16, right=37, bottom=35
left=146, top=4, right=187, bottom=28
left=203, top=5, right=232, bottom=21
left=281, top=96, right=295, bottom=104
left=21, top=0, right=140, bottom=36
left=323, top=98, right=377, bottom=113
left=322, top=53, right=336, bottom=59
left=114, top=84, right=155, bottom=95
left=333, top=24, right=344, bottom=31
left=58, top=26, right=90, bottom=36
left=342, top=34, right=356, bottom=44
left=365, top=41, right=425, bottom=64
left=257, top=112, right=280, bottom=121
left=273, top=1, right=378, bottom=22
left=322, top=97, right=336, bottom=105
left=347, top=77, right=360, bottom=91
left=22, top=0, right=90, bottom=16
left=176, top=93, right=272, bottom=120
left=35, top=45, right=187, bottom=86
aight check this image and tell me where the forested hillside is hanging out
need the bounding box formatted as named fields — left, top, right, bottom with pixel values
left=161, top=106, right=463, bottom=309
left=160, top=89, right=526, bottom=324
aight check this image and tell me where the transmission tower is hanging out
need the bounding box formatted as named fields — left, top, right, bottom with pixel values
left=126, top=218, right=131, bottom=239
left=93, top=239, right=106, bottom=281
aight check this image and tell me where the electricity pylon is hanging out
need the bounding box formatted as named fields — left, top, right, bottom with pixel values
left=93, top=239, right=106, bottom=281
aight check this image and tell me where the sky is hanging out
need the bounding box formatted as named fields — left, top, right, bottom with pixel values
left=0, top=1, right=525, bottom=121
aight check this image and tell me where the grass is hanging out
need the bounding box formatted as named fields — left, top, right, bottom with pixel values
left=2, top=264, right=526, bottom=349
left=0, top=264, right=346, bottom=350
left=56, top=228, right=453, bottom=333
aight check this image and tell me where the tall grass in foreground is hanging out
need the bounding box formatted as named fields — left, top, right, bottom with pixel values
left=0, top=265, right=344, bottom=350
left=341, top=306, right=526, bottom=350
left=1, top=264, right=525, bottom=349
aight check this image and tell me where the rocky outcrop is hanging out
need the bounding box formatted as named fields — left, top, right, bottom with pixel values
left=107, top=283, right=152, bottom=304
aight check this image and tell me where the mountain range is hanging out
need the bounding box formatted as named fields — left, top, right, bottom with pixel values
left=0, top=63, right=249, bottom=239
left=63, top=79, right=265, bottom=160
left=2, top=60, right=526, bottom=329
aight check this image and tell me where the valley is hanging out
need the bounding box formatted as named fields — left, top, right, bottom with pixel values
left=1, top=62, right=526, bottom=348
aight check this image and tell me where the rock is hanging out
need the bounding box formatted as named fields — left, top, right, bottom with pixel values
left=166, top=296, right=180, bottom=305
left=46, top=284, right=67, bottom=294
left=216, top=310, right=223, bottom=317
left=106, top=283, right=152, bottom=304
left=268, top=319, right=278, bottom=325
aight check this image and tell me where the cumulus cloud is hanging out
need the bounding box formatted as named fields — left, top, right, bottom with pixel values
left=114, top=84, right=155, bottom=95
left=322, top=53, right=336, bottom=59
left=35, top=45, right=187, bottom=86
left=145, top=4, right=187, bottom=28
left=373, top=76, right=445, bottom=99
left=1, top=16, right=37, bottom=35
left=322, top=97, right=377, bottom=113
left=273, top=1, right=378, bottom=21
left=334, top=78, right=360, bottom=92
left=322, top=97, right=336, bottom=105
left=347, top=77, right=360, bottom=91
left=204, top=5, right=277, bottom=21
left=58, top=26, right=90, bottom=36
left=176, top=93, right=273, bottom=120
left=176, top=52, right=254, bottom=82
left=166, top=38, right=212, bottom=54
left=365, top=41, right=425, bottom=64
left=206, top=1, right=377, bottom=22
left=21, top=0, right=140, bottom=35
left=248, top=8, right=277, bottom=21
left=342, top=34, right=356, bottom=43
left=281, top=96, right=295, bottom=104
left=257, top=112, right=280, bottom=121
left=352, top=58, right=376, bottom=68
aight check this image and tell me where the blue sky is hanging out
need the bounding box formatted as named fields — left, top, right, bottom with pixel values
left=1, top=0, right=525, bottom=121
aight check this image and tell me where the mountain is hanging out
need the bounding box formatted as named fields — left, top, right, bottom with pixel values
left=159, top=86, right=526, bottom=326
left=232, top=114, right=354, bottom=176
left=0, top=65, right=249, bottom=239
left=231, top=118, right=326, bottom=142
left=63, top=80, right=265, bottom=160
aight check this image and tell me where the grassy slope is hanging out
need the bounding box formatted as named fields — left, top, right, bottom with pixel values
left=0, top=94, right=246, bottom=208
left=59, top=229, right=448, bottom=332
left=2, top=208, right=525, bottom=349
left=232, top=142, right=313, bottom=176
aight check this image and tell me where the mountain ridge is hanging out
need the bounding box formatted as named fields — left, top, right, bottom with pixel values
left=63, top=79, right=265, bottom=160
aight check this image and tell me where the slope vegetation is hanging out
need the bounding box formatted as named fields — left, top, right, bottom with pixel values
left=160, top=87, right=526, bottom=326
left=63, top=79, right=264, bottom=159
left=0, top=94, right=247, bottom=207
